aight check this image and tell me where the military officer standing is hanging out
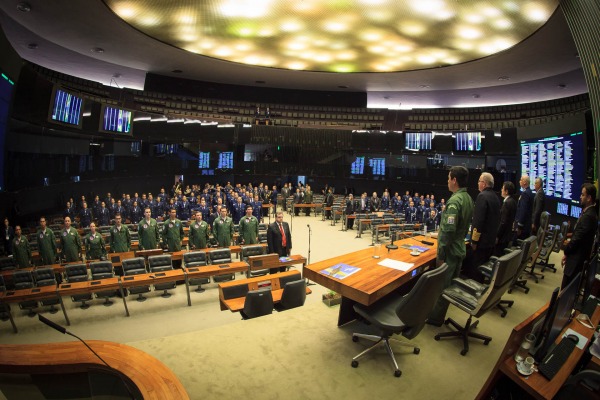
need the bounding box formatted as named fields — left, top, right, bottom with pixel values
left=189, top=211, right=210, bottom=250
left=85, top=222, right=107, bottom=260
left=60, top=216, right=82, bottom=262
left=428, top=166, right=474, bottom=326
left=97, top=201, right=111, bottom=227
left=138, top=208, right=160, bottom=250
left=163, top=209, right=184, bottom=252
left=213, top=207, right=234, bottom=247
left=37, top=216, right=57, bottom=265
left=303, top=185, right=313, bottom=216
left=110, top=214, right=131, bottom=253
left=405, top=200, right=417, bottom=223
left=250, top=194, right=263, bottom=222
left=79, top=202, right=93, bottom=228
left=232, top=197, right=246, bottom=224
left=13, top=225, right=32, bottom=268
left=239, top=206, right=259, bottom=245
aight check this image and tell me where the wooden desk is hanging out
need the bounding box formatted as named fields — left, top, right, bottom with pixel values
left=119, top=270, right=185, bottom=315
left=0, top=284, right=68, bottom=328
left=218, top=270, right=310, bottom=312
left=303, top=235, right=437, bottom=326
left=247, top=254, right=307, bottom=277
left=170, top=244, right=268, bottom=261
left=477, top=304, right=600, bottom=400
left=58, top=277, right=127, bottom=321
left=182, top=261, right=249, bottom=306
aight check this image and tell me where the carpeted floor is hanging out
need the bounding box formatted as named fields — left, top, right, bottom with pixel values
left=0, top=214, right=566, bottom=399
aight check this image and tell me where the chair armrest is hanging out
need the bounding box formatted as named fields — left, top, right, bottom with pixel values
left=442, top=286, right=479, bottom=310
left=450, top=277, right=488, bottom=298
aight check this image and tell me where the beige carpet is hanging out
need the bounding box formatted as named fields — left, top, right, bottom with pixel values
left=0, top=214, right=566, bottom=399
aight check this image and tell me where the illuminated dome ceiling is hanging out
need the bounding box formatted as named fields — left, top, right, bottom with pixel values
left=105, top=0, right=559, bottom=73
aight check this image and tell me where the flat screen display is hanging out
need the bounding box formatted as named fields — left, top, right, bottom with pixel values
left=454, top=131, right=482, bottom=152
left=100, top=105, right=133, bottom=135
left=520, top=132, right=585, bottom=203
left=556, top=203, right=569, bottom=216
left=217, top=151, right=234, bottom=169
left=405, top=132, right=432, bottom=151
left=351, top=156, right=365, bottom=175
left=369, top=157, right=385, bottom=176
left=50, top=88, right=83, bottom=127
left=198, top=151, right=210, bottom=168
left=570, top=205, right=582, bottom=218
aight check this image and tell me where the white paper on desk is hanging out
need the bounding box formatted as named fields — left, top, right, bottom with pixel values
left=562, top=328, right=588, bottom=350
left=378, top=258, right=414, bottom=271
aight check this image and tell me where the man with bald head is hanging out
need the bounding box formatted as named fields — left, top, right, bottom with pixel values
left=514, top=175, right=534, bottom=241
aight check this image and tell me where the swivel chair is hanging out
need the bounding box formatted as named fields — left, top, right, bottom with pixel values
left=209, top=248, right=235, bottom=283
left=32, top=268, right=60, bottom=314
left=0, top=276, right=16, bottom=332
left=90, top=261, right=118, bottom=306
left=13, top=270, right=37, bottom=317
left=524, top=211, right=549, bottom=283
left=351, top=264, right=449, bottom=377
left=64, top=263, right=92, bottom=309
left=241, top=245, right=267, bottom=277
left=122, top=257, right=150, bottom=302
left=183, top=251, right=209, bottom=293
left=147, top=254, right=176, bottom=298
left=241, top=288, right=273, bottom=319
left=274, top=279, right=306, bottom=311
left=538, top=225, right=560, bottom=273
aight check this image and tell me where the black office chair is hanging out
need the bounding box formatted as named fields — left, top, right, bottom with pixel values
left=0, top=276, right=16, bottom=332
left=14, top=270, right=39, bottom=317
left=351, top=264, right=449, bottom=377
left=0, top=256, right=16, bottom=271
left=64, top=263, right=92, bottom=309
left=507, top=235, right=537, bottom=294
left=121, top=257, right=150, bottom=302
left=90, top=260, right=118, bottom=306
left=524, top=211, right=550, bottom=283
left=241, top=288, right=273, bottom=319
left=209, top=248, right=235, bottom=283
left=183, top=251, right=209, bottom=293
left=241, top=245, right=267, bottom=277
left=554, top=370, right=600, bottom=400
left=553, top=221, right=569, bottom=253
left=258, top=232, right=268, bottom=244
left=275, top=279, right=306, bottom=311
left=32, top=267, right=60, bottom=314
left=434, top=249, right=523, bottom=355
left=147, top=254, right=176, bottom=298
left=537, top=225, right=559, bottom=273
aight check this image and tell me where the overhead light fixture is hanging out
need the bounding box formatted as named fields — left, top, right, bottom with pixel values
left=184, top=119, right=201, bottom=124
left=134, top=116, right=151, bottom=121
left=151, top=115, right=168, bottom=122
left=498, top=76, right=510, bottom=81
left=419, top=85, right=430, bottom=88
left=200, top=121, right=218, bottom=126
left=218, top=124, right=235, bottom=128
left=91, top=47, right=105, bottom=53
left=167, top=118, right=184, bottom=123
left=557, top=83, right=567, bottom=89
left=16, top=2, right=31, bottom=12
left=171, top=69, right=183, bottom=73
left=472, top=94, right=480, bottom=98
left=112, top=73, right=122, bottom=78
left=27, top=43, right=38, bottom=49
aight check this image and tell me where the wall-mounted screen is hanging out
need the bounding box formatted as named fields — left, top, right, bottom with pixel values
left=453, top=131, right=482, bottom=152
left=198, top=151, right=210, bottom=168
left=556, top=203, right=569, bottom=216
left=217, top=151, right=234, bottom=169
left=405, top=132, right=432, bottom=151
left=570, top=205, right=582, bottom=218
left=369, top=157, right=385, bottom=176
left=100, top=105, right=133, bottom=135
left=49, top=87, right=83, bottom=127
left=350, top=156, right=365, bottom=175
left=520, top=131, right=585, bottom=203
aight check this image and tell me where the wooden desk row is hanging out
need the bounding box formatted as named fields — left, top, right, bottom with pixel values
left=218, top=270, right=311, bottom=312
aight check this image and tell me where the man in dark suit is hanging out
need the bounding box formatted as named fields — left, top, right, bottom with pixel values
left=495, top=181, right=518, bottom=255
left=345, top=194, right=357, bottom=230
left=267, top=211, right=292, bottom=273
left=531, top=177, right=546, bottom=234
left=514, top=175, right=534, bottom=241
left=561, top=183, right=598, bottom=289
left=2, top=218, right=14, bottom=256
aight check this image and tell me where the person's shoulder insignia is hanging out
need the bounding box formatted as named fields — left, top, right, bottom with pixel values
left=447, top=215, right=455, bottom=225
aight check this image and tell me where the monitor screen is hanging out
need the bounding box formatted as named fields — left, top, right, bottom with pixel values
left=556, top=203, right=569, bottom=216
left=100, top=105, right=133, bottom=135
left=217, top=151, right=234, bottom=169
left=369, top=157, right=386, bottom=176
left=453, top=131, right=482, bottom=152
left=570, top=205, right=582, bottom=218
left=351, top=156, right=365, bottom=175
left=49, top=88, right=83, bottom=127
left=198, top=151, right=210, bottom=168
left=405, top=132, right=432, bottom=151
left=520, top=131, right=585, bottom=203
left=130, top=141, right=141, bottom=156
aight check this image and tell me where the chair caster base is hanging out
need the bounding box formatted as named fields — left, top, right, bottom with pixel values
left=102, top=300, right=114, bottom=307
left=394, top=369, right=402, bottom=377
left=460, top=349, right=468, bottom=356
left=414, top=347, right=420, bottom=354
left=136, top=296, right=147, bottom=302
left=351, top=360, right=359, bottom=368
left=80, top=303, right=90, bottom=310
left=194, top=287, right=205, bottom=293
left=161, top=292, right=172, bottom=298
left=352, top=336, right=359, bottom=342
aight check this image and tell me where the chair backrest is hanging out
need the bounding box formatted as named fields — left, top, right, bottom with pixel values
left=13, top=270, right=34, bottom=289
left=279, top=279, right=307, bottom=310
left=183, top=251, right=207, bottom=267
left=258, top=223, right=267, bottom=232
left=148, top=254, right=173, bottom=272
left=477, top=249, right=523, bottom=316
left=209, top=248, right=232, bottom=264
left=242, top=288, right=274, bottom=319
left=33, top=268, right=57, bottom=287
left=0, top=257, right=16, bottom=271
left=241, top=245, right=265, bottom=260
left=258, top=232, right=268, bottom=243
left=539, top=210, right=550, bottom=231
left=122, top=257, right=147, bottom=276
left=65, top=264, right=89, bottom=282
left=515, top=235, right=537, bottom=275
left=554, top=221, right=570, bottom=253
left=395, top=264, right=449, bottom=339
left=90, top=260, right=115, bottom=279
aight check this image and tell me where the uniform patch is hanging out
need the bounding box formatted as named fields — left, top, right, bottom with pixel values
left=63, top=231, right=67, bottom=236
left=447, top=216, right=455, bottom=225
left=143, top=224, right=148, bottom=229
left=40, top=234, right=44, bottom=239
left=194, top=224, right=199, bottom=229
left=169, top=223, right=174, bottom=228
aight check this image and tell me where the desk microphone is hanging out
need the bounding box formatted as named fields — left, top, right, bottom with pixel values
left=38, top=315, right=135, bottom=398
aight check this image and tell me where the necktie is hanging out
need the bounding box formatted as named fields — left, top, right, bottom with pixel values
left=279, top=223, right=287, bottom=247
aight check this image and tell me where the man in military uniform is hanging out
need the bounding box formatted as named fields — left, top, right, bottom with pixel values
left=37, top=216, right=57, bottom=265
left=178, top=195, right=191, bottom=221
left=325, top=188, right=334, bottom=219
left=250, top=194, right=263, bottom=222
left=60, top=216, right=82, bottom=262
left=85, top=222, right=107, bottom=260
left=304, top=185, right=314, bottom=216
left=12, top=225, right=31, bottom=268
left=79, top=202, right=93, bottom=228
left=463, top=172, right=501, bottom=281
left=281, top=183, right=291, bottom=211
left=189, top=211, right=210, bottom=250
left=213, top=207, right=234, bottom=247
left=163, top=208, right=184, bottom=252
left=138, top=207, right=160, bottom=250
left=239, top=206, right=259, bottom=245
left=428, top=166, right=474, bottom=326
left=97, top=201, right=111, bottom=227
left=232, top=197, right=246, bottom=224
left=293, top=188, right=304, bottom=216
left=110, top=213, right=131, bottom=253
left=405, top=200, right=417, bottom=223
left=129, top=201, right=143, bottom=224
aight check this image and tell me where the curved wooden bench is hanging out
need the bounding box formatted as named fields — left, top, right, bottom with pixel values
left=0, top=340, right=189, bottom=400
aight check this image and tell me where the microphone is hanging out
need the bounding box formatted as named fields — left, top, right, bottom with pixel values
left=307, top=224, right=310, bottom=228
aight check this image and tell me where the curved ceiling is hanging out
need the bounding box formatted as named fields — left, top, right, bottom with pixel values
left=0, top=0, right=588, bottom=109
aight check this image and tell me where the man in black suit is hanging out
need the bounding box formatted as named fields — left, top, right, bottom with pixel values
left=2, top=217, right=14, bottom=256
left=561, top=183, right=598, bottom=289
left=267, top=211, right=292, bottom=273
left=495, top=181, right=518, bottom=255
left=345, top=194, right=357, bottom=230
left=531, top=177, right=546, bottom=234
left=514, top=175, right=534, bottom=241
